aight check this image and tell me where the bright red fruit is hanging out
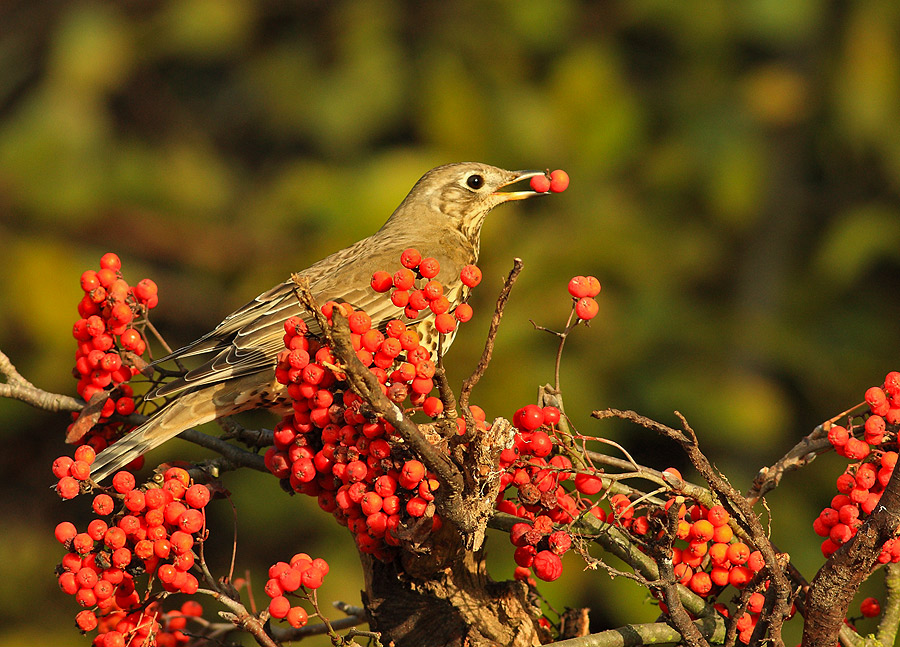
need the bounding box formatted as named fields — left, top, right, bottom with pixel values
left=530, top=174, right=551, bottom=193
left=575, top=297, right=599, bottom=320
left=549, top=169, right=569, bottom=193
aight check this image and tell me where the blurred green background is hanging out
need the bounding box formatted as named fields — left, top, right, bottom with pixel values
left=2, top=1, right=900, bottom=645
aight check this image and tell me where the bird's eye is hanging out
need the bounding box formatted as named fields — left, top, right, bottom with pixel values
left=466, top=174, right=484, bottom=190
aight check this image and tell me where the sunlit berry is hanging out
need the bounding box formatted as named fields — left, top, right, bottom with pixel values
left=434, top=313, right=457, bottom=334
left=575, top=297, right=599, bottom=320
left=530, top=174, right=551, bottom=193
left=371, top=270, right=393, bottom=293
left=574, top=472, right=604, bottom=495
left=419, top=258, right=440, bottom=278
left=549, top=169, right=569, bottom=193
left=532, top=550, right=563, bottom=581
left=400, top=248, right=422, bottom=269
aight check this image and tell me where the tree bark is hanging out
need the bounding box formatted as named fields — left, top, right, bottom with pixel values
left=360, top=527, right=545, bottom=647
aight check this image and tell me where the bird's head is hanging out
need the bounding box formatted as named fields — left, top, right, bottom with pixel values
left=389, top=162, right=551, bottom=249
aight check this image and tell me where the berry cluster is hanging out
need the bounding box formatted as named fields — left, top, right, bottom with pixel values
left=54, top=458, right=210, bottom=645
left=369, top=248, right=481, bottom=334
left=496, top=405, right=778, bottom=642
left=494, top=404, right=580, bottom=582
left=817, top=371, right=900, bottom=562
left=70, top=253, right=157, bottom=454
left=263, top=553, right=330, bottom=628
left=529, top=169, right=570, bottom=194
left=567, top=275, right=601, bottom=321
left=509, top=515, right=572, bottom=582
left=265, top=249, right=483, bottom=557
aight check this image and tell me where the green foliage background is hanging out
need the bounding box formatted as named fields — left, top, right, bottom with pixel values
left=2, top=1, right=900, bottom=644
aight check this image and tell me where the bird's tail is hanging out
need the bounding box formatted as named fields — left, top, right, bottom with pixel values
left=89, top=375, right=268, bottom=483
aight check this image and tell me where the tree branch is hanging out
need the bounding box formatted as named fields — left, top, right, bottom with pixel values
left=0, top=349, right=83, bottom=412
left=458, top=258, right=523, bottom=424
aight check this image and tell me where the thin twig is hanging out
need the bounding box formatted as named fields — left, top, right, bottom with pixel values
left=747, top=402, right=865, bottom=505
left=0, top=349, right=83, bottom=412
left=458, top=258, right=523, bottom=416
left=196, top=587, right=277, bottom=647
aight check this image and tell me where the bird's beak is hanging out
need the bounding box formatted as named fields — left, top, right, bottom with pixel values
left=493, top=170, right=549, bottom=201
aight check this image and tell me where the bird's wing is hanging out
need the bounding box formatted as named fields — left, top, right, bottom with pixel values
left=147, top=242, right=453, bottom=399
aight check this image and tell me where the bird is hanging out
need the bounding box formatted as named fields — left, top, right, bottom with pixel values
left=89, top=162, right=550, bottom=482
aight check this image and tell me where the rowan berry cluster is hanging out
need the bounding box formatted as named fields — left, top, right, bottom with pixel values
left=266, top=249, right=482, bottom=556
left=369, top=247, right=481, bottom=334
left=636, top=495, right=778, bottom=644
left=817, top=371, right=900, bottom=562
left=495, top=404, right=580, bottom=582
left=567, top=275, right=601, bottom=321
left=54, top=458, right=210, bottom=646
left=529, top=169, right=570, bottom=194
left=70, top=253, right=157, bottom=456
left=496, top=405, right=778, bottom=642
left=263, top=553, right=330, bottom=628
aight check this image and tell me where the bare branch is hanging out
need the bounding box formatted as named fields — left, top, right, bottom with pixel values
left=0, top=349, right=83, bottom=412
left=747, top=402, right=865, bottom=505
left=459, top=258, right=523, bottom=416
left=196, top=588, right=278, bottom=647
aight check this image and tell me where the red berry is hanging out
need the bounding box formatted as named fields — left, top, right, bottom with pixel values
left=400, top=248, right=422, bottom=269
left=55, top=521, right=77, bottom=544
left=422, top=396, right=444, bottom=417
left=532, top=550, right=563, bottom=581
left=419, top=257, right=440, bottom=278
left=99, top=253, right=121, bottom=271
left=460, top=264, right=482, bottom=288
left=112, top=471, right=136, bottom=493
left=80, top=271, right=100, bottom=292
left=689, top=570, right=712, bottom=596
left=827, top=425, right=849, bottom=448
left=585, top=276, right=601, bottom=297
left=52, top=456, right=74, bottom=479
left=574, top=472, right=604, bottom=495
left=133, top=278, right=158, bottom=302
left=400, top=460, right=426, bottom=489
left=286, top=605, right=308, bottom=628
left=454, top=303, right=474, bottom=322
left=575, top=297, right=599, bottom=320
left=269, top=595, right=291, bottom=619
left=75, top=609, right=98, bottom=631
left=529, top=174, right=551, bottom=193
left=57, top=476, right=80, bottom=499
left=568, top=276, right=591, bottom=298
left=726, top=542, right=751, bottom=565
left=92, top=493, right=115, bottom=516
left=434, top=313, right=457, bottom=334
left=861, top=597, right=881, bottom=618
left=348, top=311, right=372, bottom=334
left=549, top=169, right=569, bottom=193
left=178, top=509, right=204, bottom=534
left=866, top=387, right=889, bottom=415
left=393, top=268, right=416, bottom=291
left=185, top=484, right=211, bottom=508
left=516, top=404, right=544, bottom=431
left=371, top=270, right=393, bottom=292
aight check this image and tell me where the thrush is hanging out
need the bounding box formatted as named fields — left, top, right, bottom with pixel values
left=89, top=162, right=549, bottom=482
